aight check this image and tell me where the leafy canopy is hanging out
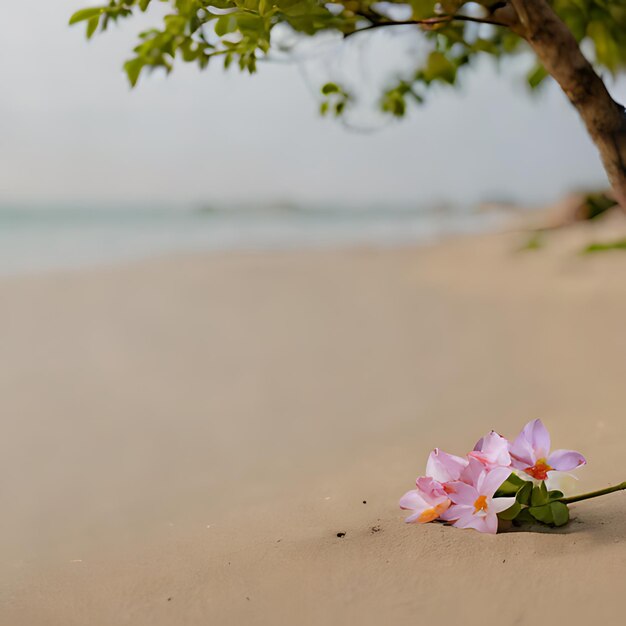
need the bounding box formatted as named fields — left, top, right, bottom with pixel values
left=70, top=1, right=626, bottom=117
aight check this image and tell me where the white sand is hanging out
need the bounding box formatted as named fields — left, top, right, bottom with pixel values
left=1, top=216, right=625, bottom=625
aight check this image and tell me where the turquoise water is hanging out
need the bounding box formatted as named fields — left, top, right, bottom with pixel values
left=0, top=206, right=507, bottom=275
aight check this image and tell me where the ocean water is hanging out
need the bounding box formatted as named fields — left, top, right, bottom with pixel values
left=0, top=206, right=509, bottom=275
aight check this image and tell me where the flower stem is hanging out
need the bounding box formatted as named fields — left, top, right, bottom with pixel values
left=558, top=481, right=626, bottom=504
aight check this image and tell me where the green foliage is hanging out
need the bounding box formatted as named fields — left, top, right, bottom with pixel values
left=530, top=481, right=549, bottom=506
left=495, top=472, right=526, bottom=497
left=515, top=481, right=533, bottom=506
left=550, top=501, right=570, bottom=526
left=582, top=192, right=619, bottom=219
left=496, top=477, right=571, bottom=529
left=69, top=1, right=626, bottom=115
left=527, top=63, right=549, bottom=89
left=584, top=238, right=626, bottom=253
left=320, top=82, right=351, bottom=116
left=520, top=232, right=544, bottom=251
left=528, top=502, right=553, bottom=523
left=553, top=0, right=626, bottom=72
left=497, top=500, right=522, bottom=520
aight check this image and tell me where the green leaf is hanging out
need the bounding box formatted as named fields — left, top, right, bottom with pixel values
left=215, top=15, right=236, bottom=37
left=516, top=481, right=533, bottom=506
left=321, top=82, right=340, bottom=95
left=550, top=502, right=570, bottom=527
left=124, top=57, right=144, bottom=87
left=86, top=15, right=100, bottom=39
left=423, top=51, right=457, bottom=84
left=548, top=490, right=564, bottom=501
left=495, top=473, right=526, bottom=496
left=439, top=0, right=464, bottom=13
left=409, top=0, right=436, bottom=20
left=497, top=501, right=521, bottom=521
left=513, top=508, right=535, bottom=525
left=527, top=64, right=548, bottom=89
left=531, top=482, right=549, bottom=506
left=69, top=7, right=105, bottom=25
left=529, top=504, right=553, bottom=524
left=584, top=239, right=626, bottom=253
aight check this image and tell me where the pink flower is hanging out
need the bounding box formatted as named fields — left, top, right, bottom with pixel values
left=444, top=466, right=516, bottom=534
left=509, top=419, right=585, bottom=481
left=468, top=431, right=511, bottom=468
left=399, top=486, right=451, bottom=524
left=399, top=449, right=467, bottom=523
left=415, top=475, right=447, bottom=497
left=425, top=448, right=468, bottom=484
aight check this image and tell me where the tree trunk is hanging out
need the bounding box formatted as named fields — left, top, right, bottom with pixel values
left=509, top=0, right=626, bottom=210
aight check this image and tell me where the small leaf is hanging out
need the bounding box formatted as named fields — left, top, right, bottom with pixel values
left=215, top=15, right=236, bottom=37
left=529, top=504, right=553, bottom=524
left=497, top=501, right=521, bottom=521
left=548, top=490, right=564, bottom=501
left=69, top=7, right=104, bottom=25
left=423, top=51, right=457, bottom=84
left=531, top=482, right=549, bottom=506
left=321, top=82, right=340, bottom=95
left=516, top=482, right=533, bottom=505
left=495, top=473, right=526, bottom=496
left=527, top=64, right=548, bottom=89
left=86, top=15, right=100, bottom=39
left=124, top=57, right=144, bottom=87
left=513, top=508, right=534, bottom=525
left=409, top=0, right=436, bottom=19
left=550, top=502, right=570, bottom=527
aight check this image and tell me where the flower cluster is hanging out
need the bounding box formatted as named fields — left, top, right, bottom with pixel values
left=399, top=419, right=586, bottom=534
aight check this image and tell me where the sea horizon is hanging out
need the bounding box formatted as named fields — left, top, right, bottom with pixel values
left=0, top=202, right=518, bottom=276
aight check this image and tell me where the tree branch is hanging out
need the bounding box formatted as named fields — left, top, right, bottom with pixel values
left=344, top=14, right=508, bottom=39
left=509, top=0, right=626, bottom=209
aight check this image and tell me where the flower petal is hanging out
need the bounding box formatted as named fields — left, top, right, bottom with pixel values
left=448, top=506, right=476, bottom=527
left=416, top=476, right=446, bottom=498
left=490, top=496, right=516, bottom=514
left=426, top=448, right=468, bottom=483
left=509, top=436, right=535, bottom=469
left=459, top=456, right=485, bottom=487
left=470, top=431, right=511, bottom=467
left=399, top=489, right=428, bottom=511
left=446, top=481, right=478, bottom=506
left=545, top=471, right=578, bottom=495
left=478, top=466, right=513, bottom=498
left=483, top=513, right=499, bottom=534
left=440, top=503, right=469, bottom=522
left=509, top=419, right=550, bottom=468
left=527, top=419, right=551, bottom=459
left=454, top=512, right=497, bottom=534
left=547, top=449, right=586, bottom=472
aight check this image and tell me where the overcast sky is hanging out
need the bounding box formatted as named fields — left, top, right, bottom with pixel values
left=1, top=1, right=624, bottom=209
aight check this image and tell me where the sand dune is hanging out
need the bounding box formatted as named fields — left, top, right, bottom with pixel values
left=1, top=217, right=625, bottom=625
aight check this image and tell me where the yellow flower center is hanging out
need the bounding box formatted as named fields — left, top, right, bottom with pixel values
left=473, top=495, right=488, bottom=514
left=523, top=459, right=553, bottom=481
left=417, top=501, right=450, bottom=523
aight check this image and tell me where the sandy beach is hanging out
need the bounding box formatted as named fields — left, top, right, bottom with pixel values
left=1, top=216, right=625, bottom=625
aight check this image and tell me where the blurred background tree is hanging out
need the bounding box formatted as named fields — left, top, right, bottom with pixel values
left=71, top=1, right=626, bottom=209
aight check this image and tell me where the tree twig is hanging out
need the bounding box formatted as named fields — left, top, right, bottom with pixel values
left=344, top=14, right=508, bottom=39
